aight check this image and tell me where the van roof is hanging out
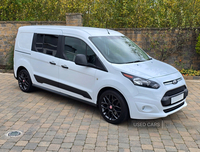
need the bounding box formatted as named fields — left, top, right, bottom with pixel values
left=18, top=25, right=123, bottom=37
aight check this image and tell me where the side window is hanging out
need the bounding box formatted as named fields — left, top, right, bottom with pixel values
left=35, top=34, right=44, bottom=53
left=63, top=37, right=97, bottom=64
left=87, top=45, right=96, bottom=64
left=43, top=35, right=58, bottom=56
left=35, top=34, right=58, bottom=56
left=64, top=37, right=86, bottom=61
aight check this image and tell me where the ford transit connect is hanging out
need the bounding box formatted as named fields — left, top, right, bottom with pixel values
left=14, top=26, right=188, bottom=124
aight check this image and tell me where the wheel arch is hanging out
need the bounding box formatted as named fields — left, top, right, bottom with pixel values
left=97, top=87, right=130, bottom=118
left=16, top=66, right=27, bottom=79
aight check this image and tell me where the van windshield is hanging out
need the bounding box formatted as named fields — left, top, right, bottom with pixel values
left=89, top=36, right=150, bottom=64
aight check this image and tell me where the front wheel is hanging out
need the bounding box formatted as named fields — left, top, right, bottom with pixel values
left=98, top=90, right=129, bottom=124
left=18, top=69, right=33, bottom=92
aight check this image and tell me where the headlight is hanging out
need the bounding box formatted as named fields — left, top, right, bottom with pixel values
left=122, top=72, right=160, bottom=89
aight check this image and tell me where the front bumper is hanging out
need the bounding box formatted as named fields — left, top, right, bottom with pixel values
left=132, top=100, right=187, bottom=119
left=127, top=73, right=188, bottom=119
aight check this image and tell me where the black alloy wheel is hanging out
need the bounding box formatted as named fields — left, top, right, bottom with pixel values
left=18, top=69, right=33, bottom=92
left=99, top=90, right=129, bottom=124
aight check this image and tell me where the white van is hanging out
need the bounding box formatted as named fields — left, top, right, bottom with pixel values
left=14, top=26, right=188, bottom=124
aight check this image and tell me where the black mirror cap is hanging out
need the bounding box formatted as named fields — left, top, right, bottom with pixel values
left=75, top=54, right=88, bottom=66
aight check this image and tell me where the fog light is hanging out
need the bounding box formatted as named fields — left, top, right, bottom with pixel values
left=142, top=106, right=153, bottom=112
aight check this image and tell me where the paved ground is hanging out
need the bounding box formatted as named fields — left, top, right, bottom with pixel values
left=0, top=73, right=200, bottom=152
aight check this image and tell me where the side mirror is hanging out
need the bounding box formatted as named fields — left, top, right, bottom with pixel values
left=75, top=54, right=88, bottom=66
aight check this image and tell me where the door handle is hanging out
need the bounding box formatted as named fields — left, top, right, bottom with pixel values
left=61, top=65, right=68, bottom=69
left=49, top=61, right=56, bottom=65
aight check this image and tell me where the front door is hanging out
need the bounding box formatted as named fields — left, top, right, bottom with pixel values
left=58, top=36, right=97, bottom=102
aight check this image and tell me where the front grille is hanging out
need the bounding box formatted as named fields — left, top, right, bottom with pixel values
left=163, top=77, right=182, bottom=85
left=163, top=102, right=184, bottom=113
left=161, top=85, right=188, bottom=107
left=164, top=85, right=186, bottom=96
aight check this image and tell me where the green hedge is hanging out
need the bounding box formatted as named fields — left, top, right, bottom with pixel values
left=1, top=0, right=200, bottom=28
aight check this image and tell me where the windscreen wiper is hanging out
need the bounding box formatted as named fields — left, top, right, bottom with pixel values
left=125, top=60, right=144, bottom=64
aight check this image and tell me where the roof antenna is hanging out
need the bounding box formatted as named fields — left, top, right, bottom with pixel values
left=106, top=21, right=110, bottom=34
left=107, top=29, right=110, bottom=34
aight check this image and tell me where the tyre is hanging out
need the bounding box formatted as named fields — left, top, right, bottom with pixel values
left=98, top=90, right=129, bottom=124
left=18, top=69, right=33, bottom=92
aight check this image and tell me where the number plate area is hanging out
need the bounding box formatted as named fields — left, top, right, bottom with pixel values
left=171, top=93, right=184, bottom=104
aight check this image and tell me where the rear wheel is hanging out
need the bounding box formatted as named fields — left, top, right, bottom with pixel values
left=18, top=69, right=33, bottom=92
left=98, top=90, right=129, bottom=124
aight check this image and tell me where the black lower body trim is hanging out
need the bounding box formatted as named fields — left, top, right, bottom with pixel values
left=34, top=75, right=92, bottom=99
left=33, top=84, right=96, bottom=107
left=163, top=102, right=184, bottom=113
